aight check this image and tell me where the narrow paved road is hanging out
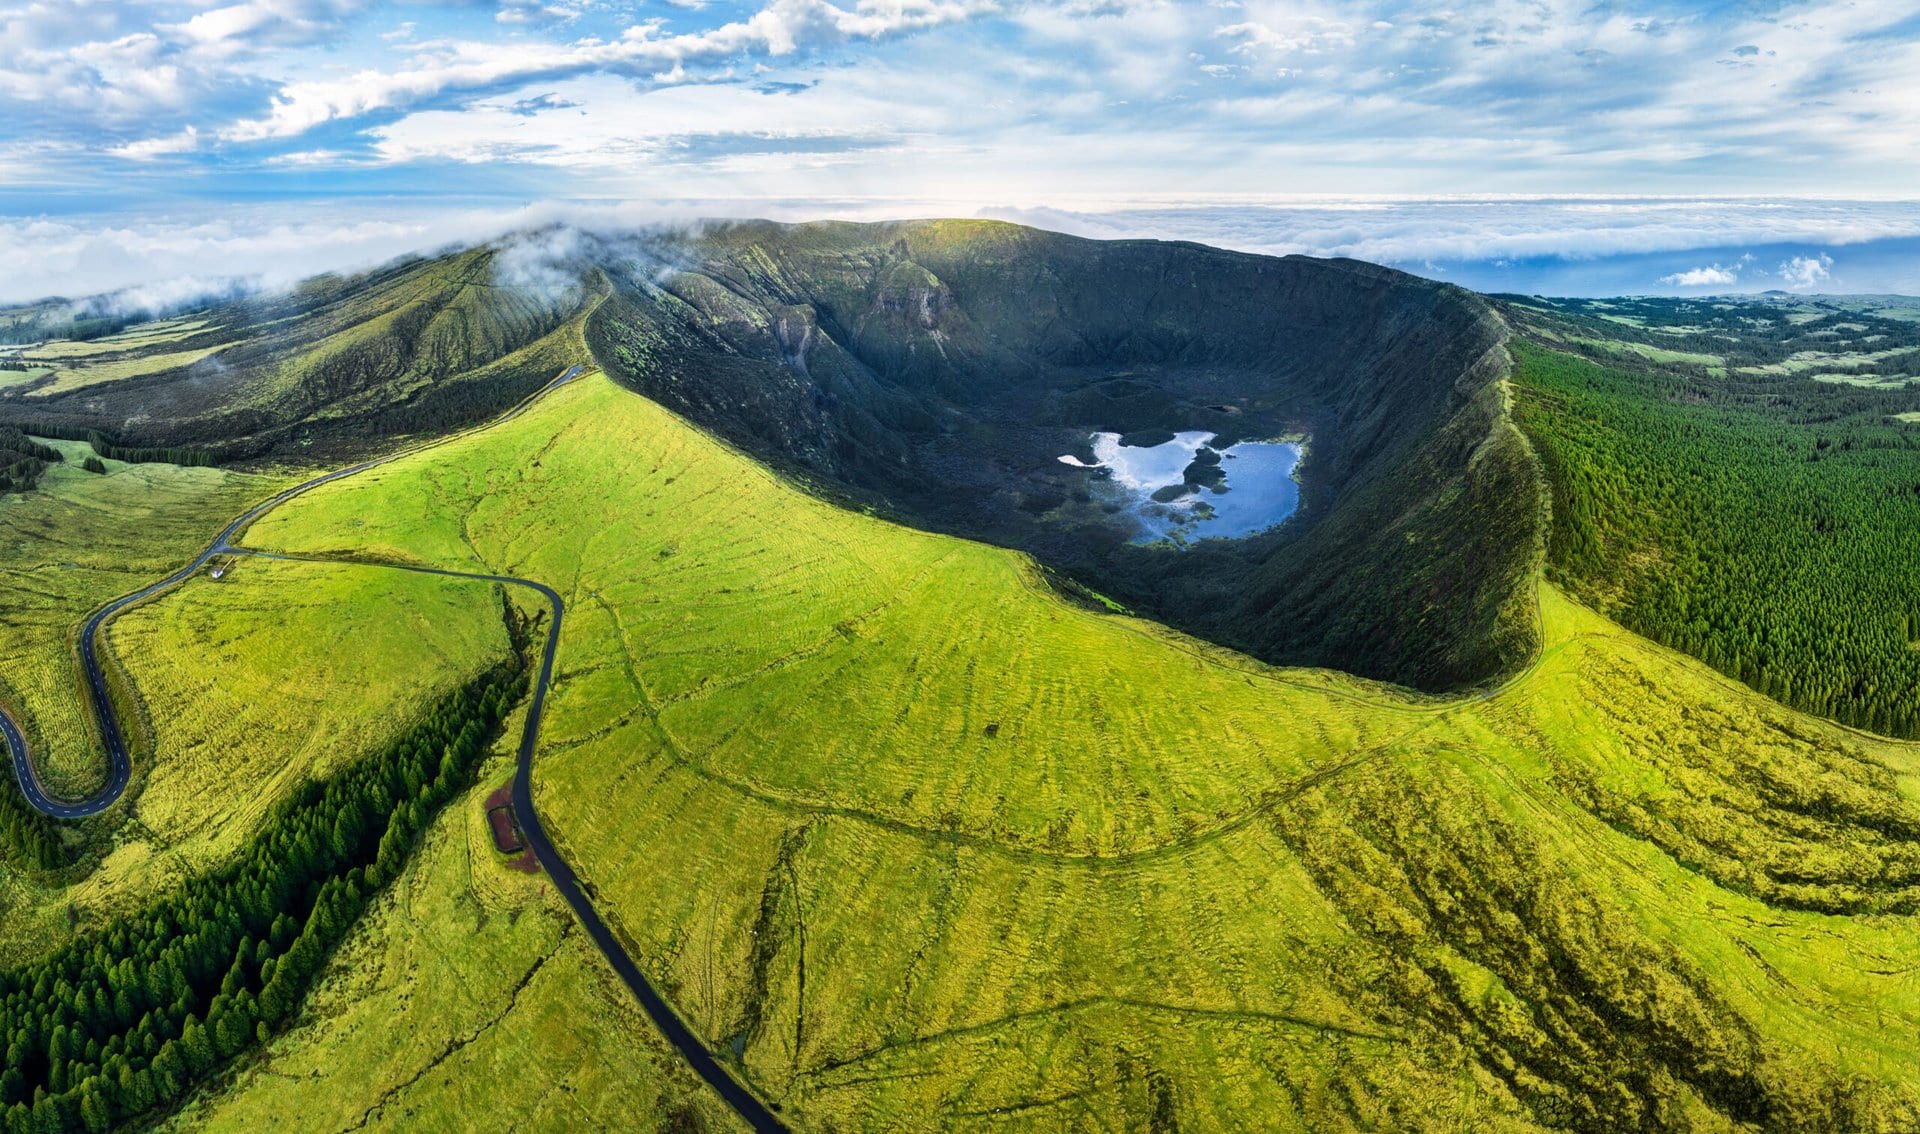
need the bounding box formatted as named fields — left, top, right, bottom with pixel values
left=5, top=364, right=589, bottom=818
left=0, top=365, right=789, bottom=1132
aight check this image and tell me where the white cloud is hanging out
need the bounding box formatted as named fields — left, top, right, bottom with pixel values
left=1215, top=16, right=1355, bottom=55
left=496, top=0, right=583, bottom=26
left=71, top=274, right=258, bottom=320
left=171, top=4, right=286, bottom=46
left=0, top=32, right=200, bottom=123
left=0, top=0, right=123, bottom=51
left=108, top=125, right=200, bottom=160
left=0, top=199, right=837, bottom=303
left=263, top=147, right=349, bottom=165
left=3, top=0, right=1920, bottom=288
left=364, top=72, right=936, bottom=169
left=161, top=0, right=365, bottom=55
left=6, top=0, right=1920, bottom=207
left=1660, top=263, right=1738, bottom=287
left=0, top=196, right=1907, bottom=307
left=1779, top=252, right=1834, bottom=290
left=977, top=198, right=1920, bottom=267
left=218, top=0, right=997, bottom=142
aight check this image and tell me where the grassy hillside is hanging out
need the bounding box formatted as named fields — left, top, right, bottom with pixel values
left=0, top=441, right=279, bottom=800
left=590, top=219, right=1541, bottom=692
left=0, top=250, right=604, bottom=467
left=0, top=381, right=762, bottom=1134
left=244, top=372, right=1920, bottom=1130
left=159, top=736, right=744, bottom=1134
left=108, top=560, right=514, bottom=869
left=1510, top=311, right=1920, bottom=738
left=0, top=555, right=512, bottom=972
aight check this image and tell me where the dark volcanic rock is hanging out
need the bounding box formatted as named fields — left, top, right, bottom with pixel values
left=587, top=218, right=1542, bottom=692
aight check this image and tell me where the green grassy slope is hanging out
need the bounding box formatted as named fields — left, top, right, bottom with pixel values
left=160, top=732, right=745, bottom=1134
left=0, top=555, right=513, bottom=973
left=0, top=442, right=279, bottom=799
left=0, top=528, right=746, bottom=1133
left=245, top=372, right=1920, bottom=1130
left=108, top=559, right=513, bottom=868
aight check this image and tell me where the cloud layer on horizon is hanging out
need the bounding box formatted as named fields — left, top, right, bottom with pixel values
left=4, top=196, right=1916, bottom=306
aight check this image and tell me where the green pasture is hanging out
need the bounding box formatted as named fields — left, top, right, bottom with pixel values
left=161, top=742, right=743, bottom=1133
left=236, top=372, right=1920, bottom=1129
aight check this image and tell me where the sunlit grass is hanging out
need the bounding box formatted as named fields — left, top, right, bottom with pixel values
left=0, top=500, right=511, bottom=972
left=244, top=372, right=1920, bottom=1127
left=107, top=557, right=513, bottom=874
left=18, top=318, right=214, bottom=359
left=0, top=441, right=276, bottom=796
left=21, top=344, right=230, bottom=397
left=1568, top=335, right=1724, bottom=366
left=161, top=743, right=745, bottom=1133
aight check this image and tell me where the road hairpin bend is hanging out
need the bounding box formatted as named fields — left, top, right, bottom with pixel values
left=0, top=364, right=790, bottom=1133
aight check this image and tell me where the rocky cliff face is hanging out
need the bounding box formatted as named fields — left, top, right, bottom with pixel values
left=587, top=219, right=1544, bottom=691
left=0, top=217, right=1542, bottom=689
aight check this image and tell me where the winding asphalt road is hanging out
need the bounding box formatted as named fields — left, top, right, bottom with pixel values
left=0, top=365, right=789, bottom=1132
left=7, top=365, right=589, bottom=818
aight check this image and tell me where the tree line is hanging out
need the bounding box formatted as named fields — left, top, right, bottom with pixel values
left=0, top=318, right=132, bottom=348
left=1514, top=339, right=1920, bottom=738
left=0, top=423, right=215, bottom=473
left=0, top=775, right=69, bottom=871
left=78, top=434, right=215, bottom=468
left=0, top=659, right=526, bottom=1133
left=0, top=428, right=62, bottom=493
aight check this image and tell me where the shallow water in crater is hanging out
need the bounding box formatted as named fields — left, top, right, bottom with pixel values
left=1059, top=430, right=1304, bottom=544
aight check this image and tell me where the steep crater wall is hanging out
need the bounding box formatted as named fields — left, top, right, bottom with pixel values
left=588, top=219, right=1543, bottom=691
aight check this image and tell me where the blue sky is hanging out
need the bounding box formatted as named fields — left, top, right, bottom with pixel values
left=4, top=1, right=1919, bottom=300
